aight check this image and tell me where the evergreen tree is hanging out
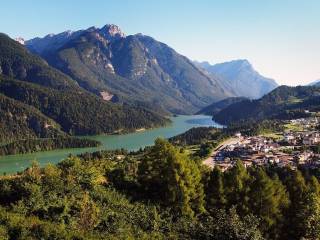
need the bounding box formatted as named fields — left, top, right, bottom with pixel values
left=224, top=160, right=250, bottom=215
left=138, top=138, right=205, bottom=217
left=283, top=170, right=308, bottom=239
left=248, top=168, right=289, bottom=238
left=296, top=177, right=320, bottom=239
left=206, top=166, right=227, bottom=210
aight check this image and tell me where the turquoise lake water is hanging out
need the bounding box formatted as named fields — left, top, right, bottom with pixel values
left=0, top=115, right=221, bottom=174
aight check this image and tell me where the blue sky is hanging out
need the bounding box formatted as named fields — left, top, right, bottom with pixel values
left=2, top=0, right=320, bottom=86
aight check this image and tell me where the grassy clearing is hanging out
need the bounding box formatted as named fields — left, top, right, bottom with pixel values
left=284, top=122, right=303, bottom=131
left=260, top=132, right=283, bottom=140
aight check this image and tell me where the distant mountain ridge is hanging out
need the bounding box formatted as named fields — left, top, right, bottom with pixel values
left=25, top=24, right=234, bottom=114
left=195, top=59, right=278, bottom=99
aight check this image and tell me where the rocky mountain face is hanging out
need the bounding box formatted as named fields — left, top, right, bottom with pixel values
left=195, top=59, right=278, bottom=99
left=25, top=24, right=233, bottom=114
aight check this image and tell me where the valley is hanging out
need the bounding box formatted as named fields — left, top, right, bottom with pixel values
left=0, top=5, right=319, bottom=238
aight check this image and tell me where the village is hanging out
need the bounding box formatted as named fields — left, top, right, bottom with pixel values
left=207, top=116, right=320, bottom=171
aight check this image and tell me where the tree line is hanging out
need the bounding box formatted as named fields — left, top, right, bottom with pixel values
left=0, top=137, right=101, bottom=156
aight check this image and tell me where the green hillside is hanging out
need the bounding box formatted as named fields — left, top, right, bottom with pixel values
left=0, top=93, right=64, bottom=143
left=197, top=97, right=247, bottom=115
left=0, top=76, right=169, bottom=135
left=0, top=33, right=78, bottom=90
left=213, top=85, right=320, bottom=124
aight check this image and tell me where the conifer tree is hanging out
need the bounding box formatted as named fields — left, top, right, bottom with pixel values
left=248, top=168, right=289, bottom=238
left=224, top=160, right=250, bottom=215
left=206, top=166, right=227, bottom=210
left=138, top=138, right=205, bottom=217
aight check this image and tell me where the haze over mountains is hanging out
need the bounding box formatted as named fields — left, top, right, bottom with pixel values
left=195, top=59, right=278, bottom=99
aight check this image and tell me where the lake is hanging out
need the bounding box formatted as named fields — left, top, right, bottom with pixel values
left=0, top=115, right=222, bottom=174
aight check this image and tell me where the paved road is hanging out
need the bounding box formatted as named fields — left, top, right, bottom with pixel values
left=203, top=137, right=239, bottom=168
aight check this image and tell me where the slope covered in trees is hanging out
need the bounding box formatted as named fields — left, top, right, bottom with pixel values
left=0, top=139, right=319, bottom=239
left=213, top=85, right=320, bottom=124
left=197, top=97, right=247, bottom=115
left=0, top=33, right=78, bottom=90
left=0, top=76, right=169, bottom=135
left=0, top=93, right=64, bottom=143
left=0, top=137, right=100, bottom=156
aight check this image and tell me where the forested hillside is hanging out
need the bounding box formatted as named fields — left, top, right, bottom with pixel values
left=0, top=33, right=77, bottom=90
left=0, top=93, right=64, bottom=143
left=213, top=85, right=320, bottom=124
left=197, top=97, right=247, bottom=115
left=0, top=76, right=169, bottom=135
left=0, top=139, right=319, bottom=239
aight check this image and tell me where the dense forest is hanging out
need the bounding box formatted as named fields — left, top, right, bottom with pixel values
left=197, top=97, right=247, bottom=116
left=0, top=93, right=64, bottom=143
left=0, top=139, right=319, bottom=239
left=0, top=137, right=100, bottom=156
left=213, top=85, right=320, bottom=124
left=0, top=33, right=78, bottom=90
left=0, top=76, right=170, bottom=136
left=170, top=120, right=284, bottom=146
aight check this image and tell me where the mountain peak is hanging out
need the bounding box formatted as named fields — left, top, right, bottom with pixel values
left=226, top=59, right=252, bottom=69
left=198, top=59, right=278, bottom=99
left=99, top=24, right=125, bottom=40
left=15, top=37, right=25, bottom=45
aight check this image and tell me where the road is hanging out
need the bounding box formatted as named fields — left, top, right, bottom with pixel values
left=203, top=137, right=239, bottom=168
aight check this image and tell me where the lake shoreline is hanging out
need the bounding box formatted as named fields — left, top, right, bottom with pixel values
left=0, top=115, right=222, bottom=175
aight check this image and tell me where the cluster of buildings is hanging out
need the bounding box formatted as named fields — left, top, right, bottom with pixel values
left=284, top=131, right=320, bottom=146
left=211, top=117, right=320, bottom=171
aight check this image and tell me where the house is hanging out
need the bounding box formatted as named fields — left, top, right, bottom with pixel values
left=235, top=132, right=242, bottom=138
left=295, top=151, right=313, bottom=164
left=284, top=134, right=295, bottom=142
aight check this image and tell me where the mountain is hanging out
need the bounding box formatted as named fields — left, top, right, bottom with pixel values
left=0, top=33, right=169, bottom=141
left=212, top=85, right=320, bottom=124
left=197, top=97, right=248, bottom=115
left=195, top=59, right=278, bottom=99
left=25, top=24, right=233, bottom=114
left=308, top=79, right=320, bottom=86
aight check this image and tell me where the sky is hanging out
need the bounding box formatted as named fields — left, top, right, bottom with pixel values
left=1, top=0, right=320, bottom=86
